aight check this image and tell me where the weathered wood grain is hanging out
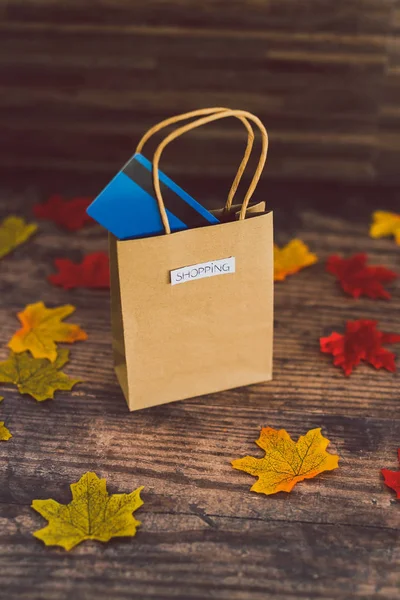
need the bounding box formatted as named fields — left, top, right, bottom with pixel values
left=0, top=0, right=399, bottom=183
left=0, top=178, right=399, bottom=599
left=4, top=0, right=394, bottom=33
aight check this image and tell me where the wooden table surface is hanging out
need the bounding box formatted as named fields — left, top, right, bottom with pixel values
left=0, top=175, right=399, bottom=599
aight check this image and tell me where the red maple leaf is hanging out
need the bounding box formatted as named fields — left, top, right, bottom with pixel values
left=48, top=252, right=110, bottom=290
left=382, top=449, right=400, bottom=499
left=33, top=194, right=94, bottom=231
left=326, top=254, right=397, bottom=300
left=320, top=320, right=400, bottom=376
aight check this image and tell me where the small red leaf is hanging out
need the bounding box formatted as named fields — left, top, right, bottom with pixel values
left=33, top=195, right=94, bottom=231
left=326, top=253, right=397, bottom=300
left=48, top=252, right=110, bottom=290
left=382, top=449, right=400, bottom=500
left=320, top=319, right=400, bottom=376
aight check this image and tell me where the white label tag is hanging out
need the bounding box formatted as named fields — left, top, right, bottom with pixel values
left=170, top=257, right=236, bottom=285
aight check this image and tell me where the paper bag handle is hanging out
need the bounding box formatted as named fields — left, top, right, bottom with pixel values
left=136, top=108, right=238, bottom=152
left=135, top=107, right=255, bottom=215
left=152, top=109, right=269, bottom=234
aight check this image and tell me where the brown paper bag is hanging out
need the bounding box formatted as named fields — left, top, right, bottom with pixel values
left=211, top=201, right=266, bottom=222
left=110, top=109, right=273, bottom=411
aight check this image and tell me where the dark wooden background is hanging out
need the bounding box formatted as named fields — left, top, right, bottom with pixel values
left=2, top=0, right=400, bottom=185
left=1, top=2, right=400, bottom=599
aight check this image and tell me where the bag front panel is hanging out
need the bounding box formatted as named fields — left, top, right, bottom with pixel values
left=116, top=212, right=273, bottom=411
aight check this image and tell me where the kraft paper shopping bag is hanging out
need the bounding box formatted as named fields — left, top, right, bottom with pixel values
left=108, top=108, right=273, bottom=411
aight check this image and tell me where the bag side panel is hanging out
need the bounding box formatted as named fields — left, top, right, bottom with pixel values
left=109, top=233, right=130, bottom=403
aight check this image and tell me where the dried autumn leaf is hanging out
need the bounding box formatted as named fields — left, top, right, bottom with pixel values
left=232, top=427, right=339, bottom=495
left=274, top=239, right=318, bottom=281
left=370, top=211, right=400, bottom=245
left=49, top=252, right=110, bottom=290
left=8, top=301, right=87, bottom=362
left=326, top=253, right=397, bottom=300
left=0, top=422, right=12, bottom=441
left=0, top=349, right=80, bottom=401
left=320, top=319, right=400, bottom=376
left=33, top=194, right=94, bottom=231
left=382, top=449, right=400, bottom=500
left=32, top=472, right=144, bottom=550
left=0, top=216, right=37, bottom=259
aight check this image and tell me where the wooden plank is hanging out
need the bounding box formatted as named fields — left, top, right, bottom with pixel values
left=376, top=4, right=400, bottom=182
left=1, top=512, right=399, bottom=599
left=0, top=120, right=377, bottom=180
left=5, top=0, right=394, bottom=34
left=0, top=27, right=384, bottom=125
left=0, top=180, right=399, bottom=599
left=0, top=2, right=393, bottom=183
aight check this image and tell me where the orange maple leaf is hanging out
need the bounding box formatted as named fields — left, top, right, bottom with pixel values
left=8, top=302, right=87, bottom=362
left=274, top=239, right=318, bottom=281
left=232, top=427, right=339, bottom=495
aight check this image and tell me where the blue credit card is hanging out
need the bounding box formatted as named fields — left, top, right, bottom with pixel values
left=87, top=153, right=219, bottom=240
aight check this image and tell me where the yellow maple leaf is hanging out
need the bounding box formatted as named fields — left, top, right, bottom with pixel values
left=32, top=472, right=144, bottom=551
left=274, top=239, right=318, bottom=281
left=0, top=349, right=80, bottom=401
left=0, top=422, right=12, bottom=441
left=8, top=302, right=87, bottom=362
left=232, top=427, right=339, bottom=495
left=369, top=211, right=400, bottom=245
left=0, top=216, right=37, bottom=259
